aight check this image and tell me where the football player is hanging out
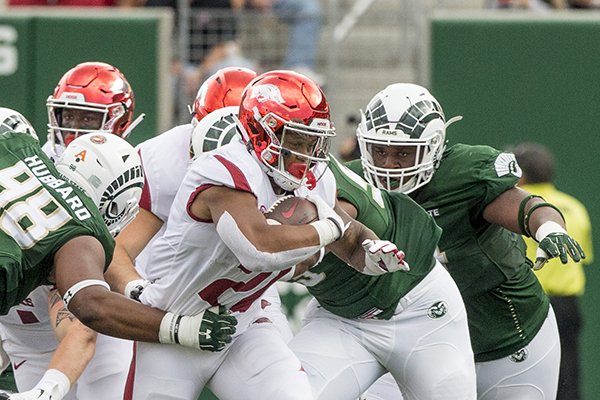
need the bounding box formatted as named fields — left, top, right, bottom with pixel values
left=44, top=61, right=144, bottom=160
left=0, top=62, right=144, bottom=400
left=287, top=155, right=477, bottom=400
left=124, top=70, right=407, bottom=400
left=352, top=83, right=585, bottom=399
left=181, top=89, right=478, bottom=400
left=0, top=110, right=236, bottom=400
left=104, top=64, right=294, bottom=346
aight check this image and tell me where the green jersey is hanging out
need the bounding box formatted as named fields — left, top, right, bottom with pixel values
left=299, top=157, right=440, bottom=320
left=349, top=143, right=549, bottom=362
left=0, top=132, right=114, bottom=314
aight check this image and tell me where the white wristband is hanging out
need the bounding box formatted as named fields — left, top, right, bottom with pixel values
left=535, top=221, right=567, bottom=242
left=159, top=312, right=202, bottom=349
left=62, top=279, right=110, bottom=309
left=310, top=219, right=341, bottom=247
left=35, top=369, right=71, bottom=400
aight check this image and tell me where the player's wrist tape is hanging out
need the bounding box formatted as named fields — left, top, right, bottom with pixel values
left=159, top=312, right=202, bottom=349
left=535, top=221, right=567, bottom=242
left=310, top=218, right=342, bottom=247
left=63, top=279, right=110, bottom=308
left=35, top=369, right=71, bottom=399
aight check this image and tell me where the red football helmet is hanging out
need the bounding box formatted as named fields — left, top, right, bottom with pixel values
left=238, top=70, right=335, bottom=191
left=46, top=61, right=135, bottom=157
left=191, top=67, right=257, bottom=124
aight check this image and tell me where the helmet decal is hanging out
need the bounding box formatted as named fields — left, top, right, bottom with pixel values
left=251, top=84, right=285, bottom=104
left=238, top=70, right=335, bottom=192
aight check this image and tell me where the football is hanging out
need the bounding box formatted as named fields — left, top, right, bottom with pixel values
left=265, top=196, right=319, bottom=225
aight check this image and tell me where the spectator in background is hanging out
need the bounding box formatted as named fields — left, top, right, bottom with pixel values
left=144, top=0, right=257, bottom=120
left=487, top=0, right=599, bottom=8
left=246, top=0, right=323, bottom=84
left=513, top=142, right=594, bottom=400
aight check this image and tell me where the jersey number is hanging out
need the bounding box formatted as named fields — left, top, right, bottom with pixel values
left=0, top=161, right=71, bottom=248
left=198, top=268, right=291, bottom=312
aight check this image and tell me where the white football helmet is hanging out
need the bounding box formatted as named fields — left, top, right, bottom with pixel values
left=0, top=107, right=38, bottom=140
left=55, top=132, right=144, bottom=236
left=190, top=106, right=242, bottom=158
left=356, top=83, right=460, bottom=194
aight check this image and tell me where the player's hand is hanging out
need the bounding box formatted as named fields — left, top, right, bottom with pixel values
left=534, top=232, right=586, bottom=271
left=197, top=307, right=238, bottom=352
left=124, top=278, right=151, bottom=301
left=159, top=307, right=237, bottom=351
left=8, top=389, right=53, bottom=400
left=8, top=369, right=70, bottom=400
left=362, top=239, right=409, bottom=275
left=305, top=195, right=349, bottom=246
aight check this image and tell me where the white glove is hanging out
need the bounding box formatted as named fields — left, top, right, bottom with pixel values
left=124, top=278, right=151, bottom=301
left=305, top=195, right=348, bottom=246
left=9, top=369, right=70, bottom=400
left=362, top=239, right=409, bottom=276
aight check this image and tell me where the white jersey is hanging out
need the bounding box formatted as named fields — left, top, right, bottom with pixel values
left=0, top=286, right=57, bottom=359
left=134, top=124, right=193, bottom=273
left=137, top=124, right=193, bottom=223
left=140, top=139, right=336, bottom=324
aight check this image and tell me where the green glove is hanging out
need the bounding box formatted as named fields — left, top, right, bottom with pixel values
left=534, top=232, right=586, bottom=271
left=198, top=307, right=238, bottom=352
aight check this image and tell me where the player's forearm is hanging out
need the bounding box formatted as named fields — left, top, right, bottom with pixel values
left=327, top=221, right=375, bottom=271
left=48, top=322, right=97, bottom=385
left=68, top=287, right=164, bottom=343
left=104, top=247, right=144, bottom=295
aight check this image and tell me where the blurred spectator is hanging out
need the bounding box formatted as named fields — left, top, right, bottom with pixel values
left=9, top=0, right=117, bottom=5
left=487, top=0, right=600, bottom=8
left=338, top=114, right=361, bottom=162
left=145, top=0, right=257, bottom=120
left=246, top=0, right=323, bottom=84
left=487, top=0, right=566, bottom=9
left=513, top=141, right=594, bottom=400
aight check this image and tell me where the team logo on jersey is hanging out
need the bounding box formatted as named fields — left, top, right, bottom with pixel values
left=509, top=348, right=528, bottom=363
left=251, top=84, right=285, bottom=104
left=494, top=153, right=522, bottom=178
left=427, top=301, right=448, bottom=319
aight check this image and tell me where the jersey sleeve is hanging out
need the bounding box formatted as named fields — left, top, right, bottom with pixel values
left=329, top=156, right=391, bottom=238
left=473, top=145, right=521, bottom=208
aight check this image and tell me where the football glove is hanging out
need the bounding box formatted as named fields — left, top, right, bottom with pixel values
left=159, top=307, right=237, bottom=351
left=534, top=221, right=586, bottom=271
left=8, top=369, right=70, bottom=400
left=362, top=239, right=410, bottom=275
left=124, top=278, right=151, bottom=301
left=305, top=195, right=348, bottom=246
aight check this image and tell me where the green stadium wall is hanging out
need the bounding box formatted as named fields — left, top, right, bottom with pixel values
left=0, top=8, right=173, bottom=147
left=430, top=11, right=600, bottom=399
